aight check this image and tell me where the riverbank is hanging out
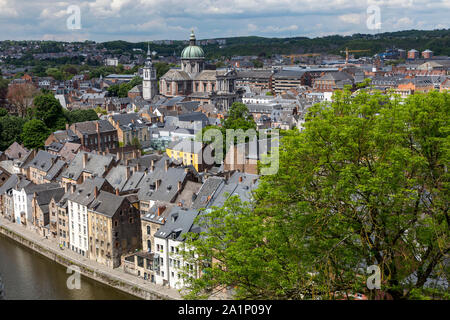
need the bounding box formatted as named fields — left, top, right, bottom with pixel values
left=0, top=217, right=181, bottom=300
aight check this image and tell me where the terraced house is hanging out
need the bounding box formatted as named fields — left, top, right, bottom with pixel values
left=66, top=177, right=114, bottom=257
left=22, top=150, right=66, bottom=184
left=69, top=120, right=118, bottom=152
left=108, top=113, right=150, bottom=148
left=87, top=190, right=141, bottom=268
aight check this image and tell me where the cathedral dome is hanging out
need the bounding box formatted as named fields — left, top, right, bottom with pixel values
left=181, top=30, right=204, bottom=59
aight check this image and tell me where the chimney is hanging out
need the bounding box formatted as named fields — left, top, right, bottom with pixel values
left=126, top=166, right=130, bottom=180
left=164, top=159, right=169, bottom=172
left=239, top=176, right=243, bottom=183
left=184, top=167, right=189, bottom=173
left=150, top=159, right=155, bottom=172
left=115, top=188, right=120, bottom=196
left=64, top=183, right=68, bottom=193
left=155, top=179, right=161, bottom=190
left=137, top=163, right=141, bottom=172
left=125, top=159, right=130, bottom=166
left=94, top=186, right=98, bottom=199
left=178, top=201, right=182, bottom=207
left=71, top=184, right=76, bottom=193
left=177, top=181, right=182, bottom=192
left=82, top=153, right=88, bottom=168
left=95, top=121, right=100, bottom=133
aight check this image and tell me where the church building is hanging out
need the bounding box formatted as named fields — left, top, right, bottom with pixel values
left=159, top=30, right=241, bottom=110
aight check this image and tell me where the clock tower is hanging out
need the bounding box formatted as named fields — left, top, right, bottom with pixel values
left=142, top=43, right=157, bottom=101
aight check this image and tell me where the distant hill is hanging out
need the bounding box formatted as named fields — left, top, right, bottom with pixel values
left=100, top=29, right=450, bottom=59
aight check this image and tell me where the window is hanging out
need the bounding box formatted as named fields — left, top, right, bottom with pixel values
left=147, top=226, right=150, bottom=235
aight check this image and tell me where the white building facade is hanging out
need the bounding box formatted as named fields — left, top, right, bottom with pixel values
left=68, top=199, right=89, bottom=257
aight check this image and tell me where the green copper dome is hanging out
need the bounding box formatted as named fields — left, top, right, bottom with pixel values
left=181, top=30, right=204, bottom=59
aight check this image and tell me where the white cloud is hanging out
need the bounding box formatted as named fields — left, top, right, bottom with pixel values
left=339, top=14, right=362, bottom=25
left=0, top=0, right=448, bottom=41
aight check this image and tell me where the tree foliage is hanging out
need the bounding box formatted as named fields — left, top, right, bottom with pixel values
left=21, top=119, right=49, bottom=150
left=32, top=93, right=67, bottom=130
left=66, top=109, right=99, bottom=124
left=184, top=90, right=450, bottom=300
left=0, top=115, right=26, bottom=150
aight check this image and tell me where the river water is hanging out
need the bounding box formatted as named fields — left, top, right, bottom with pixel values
left=0, top=234, right=139, bottom=300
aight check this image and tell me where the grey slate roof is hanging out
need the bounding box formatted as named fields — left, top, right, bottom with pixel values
left=154, top=207, right=200, bottom=242
left=191, top=176, right=225, bottom=209
left=62, top=151, right=115, bottom=181
left=22, top=182, right=61, bottom=196
left=122, top=171, right=145, bottom=192
left=25, top=150, right=58, bottom=173
left=0, top=175, right=19, bottom=195
left=89, top=191, right=126, bottom=218
left=35, top=188, right=65, bottom=207
left=44, top=159, right=66, bottom=181
left=67, top=177, right=107, bottom=206
left=72, top=120, right=116, bottom=135
left=137, top=166, right=187, bottom=203
left=105, top=165, right=135, bottom=192
left=110, top=113, right=148, bottom=131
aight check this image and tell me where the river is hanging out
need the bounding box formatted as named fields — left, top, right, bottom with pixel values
left=0, top=234, right=139, bottom=300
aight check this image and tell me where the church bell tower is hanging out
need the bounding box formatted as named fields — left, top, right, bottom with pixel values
left=143, top=43, right=157, bottom=101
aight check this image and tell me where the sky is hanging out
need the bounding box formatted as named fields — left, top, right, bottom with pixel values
left=0, top=0, right=449, bottom=42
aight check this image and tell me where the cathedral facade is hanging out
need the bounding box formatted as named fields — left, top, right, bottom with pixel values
left=159, top=30, right=241, bottom=110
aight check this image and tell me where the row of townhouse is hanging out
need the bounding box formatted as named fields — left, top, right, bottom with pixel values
left=0, top=138, right=260, bottom=289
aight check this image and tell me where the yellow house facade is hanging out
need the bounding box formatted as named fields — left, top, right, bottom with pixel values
left=166, top=140, right=203, bottom=172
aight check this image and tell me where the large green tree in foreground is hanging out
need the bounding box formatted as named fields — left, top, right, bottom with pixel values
left=183, top=90, right=449, bottom=300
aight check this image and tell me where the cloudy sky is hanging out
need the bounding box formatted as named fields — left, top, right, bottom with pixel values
left=0, top=0, right=449, bottom=42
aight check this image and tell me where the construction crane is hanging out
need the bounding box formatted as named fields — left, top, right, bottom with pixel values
left=283, top=53, right=321, bottom=64
left=340, top=48, right=370, bottom=64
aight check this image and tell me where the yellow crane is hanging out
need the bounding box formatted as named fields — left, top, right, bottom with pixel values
left=340, top=48, right=370, bottom=64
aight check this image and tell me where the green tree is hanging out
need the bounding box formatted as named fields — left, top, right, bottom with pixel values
left=0, top=115, right=26, bottom=150
left=0, top=107, right=7, bottom=117
left=32, top=93, right=67, bottom=130
left=184, top=90, right=450, bottom=300
left=21, top=119, right=49, bottom=149
left=154, top=62, right=171, bottom=79
left=67, top=109, right=99, bottom=123
left=0, top=78, right=9, bottom=103
left=222, top=102, right=256, bottom=131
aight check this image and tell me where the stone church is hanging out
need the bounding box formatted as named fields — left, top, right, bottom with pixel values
left=158, top=30, right=241, bottom=110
